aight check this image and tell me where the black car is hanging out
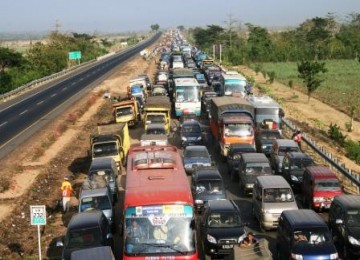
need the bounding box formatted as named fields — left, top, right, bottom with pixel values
left=281, top=152, right=315, bottom=192
left=201, top=91, right=217, bottom=117
left=179, top=112, right=199, bottom=127
left=227, top=143, right=257, bottom=176
left=328, top=195, right=360, bottom=259
left=200, top=200, right=247, bottom=258
left=191, top=167, right=226, bottom=213
left=255, top=129, right=283, bottom=156
left=180, top=120, right=203, bottom=147
left=58, top=211, right=114, bottom=260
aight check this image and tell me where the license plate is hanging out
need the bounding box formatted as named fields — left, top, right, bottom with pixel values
left=222, top=245, right=233, bottom=249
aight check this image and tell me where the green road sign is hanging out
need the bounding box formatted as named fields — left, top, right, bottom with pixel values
left=68, top=51, right=82, bottom=60
left=30, top=205, right=47, bottom=225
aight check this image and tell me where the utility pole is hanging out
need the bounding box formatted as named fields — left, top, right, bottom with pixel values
left=224, top=14, right=237, bottom=51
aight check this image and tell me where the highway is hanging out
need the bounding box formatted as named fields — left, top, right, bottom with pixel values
left=0, top=33, right=161, bottom=159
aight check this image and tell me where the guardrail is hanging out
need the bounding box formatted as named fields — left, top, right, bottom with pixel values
left=282, top=118, right=360, bottom=195
left=0, top=32, right=160, bottom=102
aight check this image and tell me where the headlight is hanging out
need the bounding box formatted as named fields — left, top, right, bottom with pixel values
left=330, top=252, right=338, bottom=259
left=246, top=184, right=253, bottom=188
left=313, top=197, right=324, bottom=202
left=184, top=164, right=192, bottom=169
left=349, top=235, right=360, bottom=245
left=195, top=200, right=204, bottom=204
left=181, top=137, right=187, bottom=141
left=207, top=234, right=217, bottom=244
left=197, top=136, right=202, bottom=140
left=262, top=145, right=267, bottom=149
left=238, top=233, right=246, bottom=243
left=290, top=175, right=299, bottom=181
left=291, top=253, right=303, bottom=260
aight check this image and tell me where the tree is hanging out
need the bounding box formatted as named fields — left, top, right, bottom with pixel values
left=177, top=25, right=185, bottom=31
left=150, top=24, right=160, bottom=32
left=297, top=60, right=327, bottom=102
left=0, top=47, right=23, bottom=73
left=246, top=23, right=273, bottom=62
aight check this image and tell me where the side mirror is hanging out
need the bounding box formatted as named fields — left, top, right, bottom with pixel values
left=107, top=233, right=114, bottom=240
left=335, top=219, right=343, bottom=225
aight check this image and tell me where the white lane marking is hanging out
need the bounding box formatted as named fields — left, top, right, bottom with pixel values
left=19, top=110, right=28, bottom=115
left=51, top=93, right=57, bottom=97
left=37, top=101, right=44, bottom=105
left=62, top=87, right=67, bottom=91
left=71, top=82, right=76, bottom=86
left=79, top=78, right=83, bottom=81
left=0, top=121, right=8, bottom=128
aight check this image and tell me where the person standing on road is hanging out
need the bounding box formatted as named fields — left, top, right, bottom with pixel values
left=292, top=130, right=303, bottom=150
left=61, top=176, right=73, bottom=213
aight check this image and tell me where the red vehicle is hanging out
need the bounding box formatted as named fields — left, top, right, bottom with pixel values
left=123, top=145, right=197, bottom=260
left=301, top=165, right=343, bottom=211
left=210, top=97, right=255, bottom=157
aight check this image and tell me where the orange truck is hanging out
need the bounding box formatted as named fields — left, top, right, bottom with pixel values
left=112, top=99, right=141, bottom=126
left=210, top=96, right=255, bottom=157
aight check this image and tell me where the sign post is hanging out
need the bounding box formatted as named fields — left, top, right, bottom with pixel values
left=30, top=205, right=47, bottom=260
left=68, top=51, right=82, bottom=65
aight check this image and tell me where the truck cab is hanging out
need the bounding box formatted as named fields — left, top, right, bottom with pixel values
left=112, top=99, right=141, bottom=126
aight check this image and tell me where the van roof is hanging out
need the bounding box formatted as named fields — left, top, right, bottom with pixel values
left=241, top=153, right=269, bottom=162
left=281, top=209, right=327, bottom=229
left=256, top=175, right=290, bottom=188
left=68, top=211, right=103, bottom=230
left=90, top=158, right=115, bottom=168
left=305, top=166, right=337, bottom=179
left=333, top=195, right=360, bottom=209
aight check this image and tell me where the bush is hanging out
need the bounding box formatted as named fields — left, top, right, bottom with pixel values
left=267, top=71, right=275, bottom=84
left=288, top=80, right=293, bottom=88
left=0, top=177, right=11, bottom=192
left=328, top=123, right=347, bottom=146
left=345, top=140, right=360, bottom=164
left=254, top=64, right=262, bottom=75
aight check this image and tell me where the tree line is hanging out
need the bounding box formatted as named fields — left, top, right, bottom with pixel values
left=189, top=13, right=360, bottom=64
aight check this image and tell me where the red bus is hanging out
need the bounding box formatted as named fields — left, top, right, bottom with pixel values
left=123, top=145, right=197, bottom=260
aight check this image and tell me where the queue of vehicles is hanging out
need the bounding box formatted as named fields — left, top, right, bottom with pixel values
left=56, top=30, right=360, bottom=260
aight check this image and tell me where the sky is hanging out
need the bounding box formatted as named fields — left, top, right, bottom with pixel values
left=1, top=0, right=360, bottom=34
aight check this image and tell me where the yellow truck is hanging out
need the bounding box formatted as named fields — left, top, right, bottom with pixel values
left=112, top=99, right=141, bottom=126
left=90, top=123, right=130, bottom=169
left=143, top=96, right=172, bottom=135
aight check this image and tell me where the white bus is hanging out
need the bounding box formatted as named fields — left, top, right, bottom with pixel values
left=219, top=71, right=247, bottom=97
left=174, top=78, right=201, bottom=116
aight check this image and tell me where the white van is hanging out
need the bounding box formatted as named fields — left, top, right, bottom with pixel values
left=252, top=175, right=298, bottom=231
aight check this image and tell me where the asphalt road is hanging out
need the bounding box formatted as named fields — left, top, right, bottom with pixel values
left=0, top=33, right=161, bottom=159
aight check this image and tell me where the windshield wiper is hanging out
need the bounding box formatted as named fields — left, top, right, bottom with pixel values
left=142, top=243, right=188, bottom=255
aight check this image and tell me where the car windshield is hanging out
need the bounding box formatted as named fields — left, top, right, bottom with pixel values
left=293, top=229, right=331, bottom=245
left=89, top=170, right=114, bottom=181
left=176, top=86, right=199, bottom=102
left=80, top=196, right=111, bottom=212
left=290, top=159, right=314, bottom=170
left=116, top=106, right=133, bottom=117
left=314, top=179, right=341, bottom=191
left=182, top=125, right=201, bottom=133
left=245, top=163, right=272, bottom=175
left=278, top=146, right=300, bottom=156
left=65, top=227, right=102, bottom=248
left=263, top=188, right=294, bottom=202
left=184, top=148, right=209, bottom=159
left=146, top=128, right=166, bottom=135
left=131, top=85, right=142, bottom=94
left=207, top=212, right=242, bottom=228
left=93, top=142, right=117, bottom=157
left=346, top=210, right=360, bottom=227
left=224, top=123, right=253, bottom=137
left=147, top=115, right=165, bottom=124
left=196, top=180, right=224, bottom=194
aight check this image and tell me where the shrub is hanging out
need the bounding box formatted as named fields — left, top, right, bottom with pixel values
left=345, top=140, right=360, bottom=164
left=0, top=176, right=11, bottom=192
left=267, top=71, right=276, bottom=84
left=328, top=123, right=347, bottom=146
left=254, top=64, right=262, bottom=75
left=288, top=80, right=293, bottom=88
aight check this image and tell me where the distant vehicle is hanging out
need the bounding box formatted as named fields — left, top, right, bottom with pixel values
left=328, top=195, right=360, bottom=259
left=151, top=84, right=167, bottom=96
left=269, top=139, right=300, bottom=174
left=277, top=209, right=338, bottom=260
left=219, top=71, right=247, bottom=97
left=179, top=111, right=198, bottom=127
left=58, top=211, right=113, bottom=260
left=200, top=200, right=247, bottom=258
left=140, top=123, right=168, bottom=146
left=174, top=78, right=201, bottom=116
left=191, top=167, right=226, bottom=213
left=281, top=152, right=315, bottom=192
left=180, top=120, right=203, bottom=147
left=255, top=129, right=283, bottom=156
left=201, top=91, right=217, bottom=117
left=183, top=145, right=212, bottom=174
left=301, top=165, right=343, bottom=211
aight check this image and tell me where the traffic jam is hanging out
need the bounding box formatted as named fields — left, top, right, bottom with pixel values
left=59, top=30, right=360, bottom=260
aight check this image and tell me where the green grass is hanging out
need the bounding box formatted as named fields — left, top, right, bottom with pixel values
left=250, top=60, right=360, bottom=119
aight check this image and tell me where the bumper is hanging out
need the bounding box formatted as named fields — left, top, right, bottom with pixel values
left=204, top=241, right=236, bottom=256
left=261, top=213, right=281, bottom=230
left=182, top=139, right=203, bottom=147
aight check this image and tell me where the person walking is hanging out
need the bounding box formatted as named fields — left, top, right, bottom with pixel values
left=292, top=130, right=303, bottom=150
left=61, top=176, right=73, bottom=213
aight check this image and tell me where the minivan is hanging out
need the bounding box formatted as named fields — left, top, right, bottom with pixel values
left=301, top=166, right=343, bottom=211
left=88, top=158, right=119, bottom=201
left=269, top=139, right=300, bottom=174
left=328, top=195, right=360, bottom=259
left=237, top=153, right=272, bottom=195
left=277, top=209, right=338, bottom=260
left=252, top=175, right=298, bottom=231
